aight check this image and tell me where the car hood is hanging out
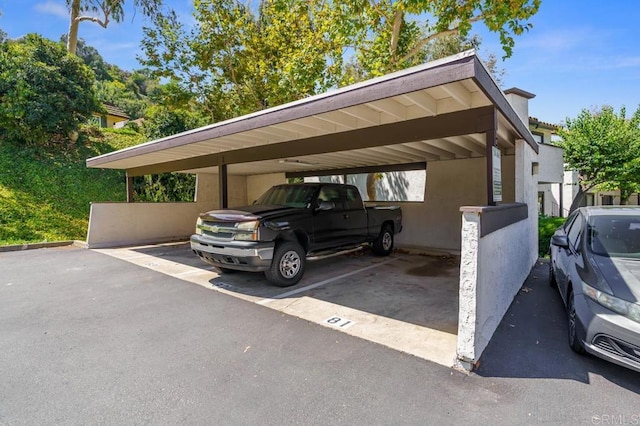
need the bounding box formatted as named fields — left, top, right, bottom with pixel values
left=594, top=256, right=640, bottom=303
left=200, top=205, right=297, bottom=222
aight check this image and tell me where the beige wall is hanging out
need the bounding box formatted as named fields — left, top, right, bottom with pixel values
left=86, top=173, right=249, bottom=248
left=373, top=154, right=515, bottom=252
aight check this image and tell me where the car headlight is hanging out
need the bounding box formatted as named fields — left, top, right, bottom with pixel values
left=234, top=221, right=259, bottom=241
left=582, top=282, right=640, bottom=323
left=195, top=217, right=203, bottom=235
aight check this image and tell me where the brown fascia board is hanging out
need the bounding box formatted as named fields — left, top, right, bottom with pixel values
left=473, top=60, right=538, bottom=153
left=86, top=51, right=478, bottom=169
left=126, top=106, right=497, bottom=176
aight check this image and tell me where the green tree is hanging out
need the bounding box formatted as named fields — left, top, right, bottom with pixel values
left=556, top=106, right=640, bottom=212
left=0, top=34, right=100, bottom=146
left=66, top=0, right=163, bottom=54
left=132, top=104, right=206, bottom=202
left=335, top=0, right=539, bottom=78
left=140, top=0, right=345, bottom=121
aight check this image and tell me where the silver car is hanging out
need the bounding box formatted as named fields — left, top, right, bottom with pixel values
left=549, top=206, right=640, bottom=372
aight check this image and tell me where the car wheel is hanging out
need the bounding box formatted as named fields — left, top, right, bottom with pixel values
left=265, top=241, right=306, bottom=287
left=549, top=259, right=557, bottom=288
left=567, top=290, right=586, bottom=354
left=372, top=225, right=394, bottom=256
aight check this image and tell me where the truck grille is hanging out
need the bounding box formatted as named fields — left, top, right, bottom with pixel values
left=198, top=220, right=238, bottom=239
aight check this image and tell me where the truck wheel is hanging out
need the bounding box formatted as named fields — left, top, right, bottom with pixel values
left=265, top=241, right=306, bottom=287
left=372, top=225, right=393, bottom=256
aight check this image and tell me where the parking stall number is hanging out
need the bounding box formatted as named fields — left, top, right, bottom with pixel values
left=323, top=316, right=355, bottom=329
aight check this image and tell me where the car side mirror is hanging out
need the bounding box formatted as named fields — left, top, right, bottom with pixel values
left=550, top=234, right=570, bottom=249
left=316, top=200, right=334, bottom=211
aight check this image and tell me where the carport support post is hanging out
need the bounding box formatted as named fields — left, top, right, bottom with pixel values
left=126, top=173, right=134, bottom=203
left=485, top=110, right=498, bottom=206
left=219, top=163, right=228, bottom=208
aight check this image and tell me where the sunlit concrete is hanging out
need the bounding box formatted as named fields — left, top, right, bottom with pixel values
left=96, top=242, right=460, bottom=368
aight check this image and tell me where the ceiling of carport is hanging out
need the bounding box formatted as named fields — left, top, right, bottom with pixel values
left=86, top=50, right=536, bottom=177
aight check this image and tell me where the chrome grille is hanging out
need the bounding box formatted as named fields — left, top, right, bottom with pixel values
left=199, top=221, right=238, bottom=239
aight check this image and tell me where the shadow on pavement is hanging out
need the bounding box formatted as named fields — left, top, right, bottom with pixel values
left=476, top=259, right=640, bottom=392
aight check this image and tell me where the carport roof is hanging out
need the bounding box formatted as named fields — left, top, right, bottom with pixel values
left=86, top=50, right=537, bottom=177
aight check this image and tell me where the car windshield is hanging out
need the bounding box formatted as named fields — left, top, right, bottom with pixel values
left=254, top=185, right=317, bottom=208
left=588, top=215, right=640, bottom=258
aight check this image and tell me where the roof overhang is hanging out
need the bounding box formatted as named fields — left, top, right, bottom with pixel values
left=87, top=50, right=537, bottom=177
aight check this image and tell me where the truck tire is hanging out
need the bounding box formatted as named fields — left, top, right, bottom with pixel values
left=372, top=225, right=393, bottom=256
left=265, top=241, right=306, bottom=287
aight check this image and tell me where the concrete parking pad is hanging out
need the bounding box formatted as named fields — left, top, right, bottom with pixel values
left=97, top=242, right=460, bottom=367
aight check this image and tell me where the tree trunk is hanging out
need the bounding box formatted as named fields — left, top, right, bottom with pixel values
left=567, top=185, right=586, bottom=215
left=619, top=186, right=632, bottom=205
left=67, top=0, right=81, bottom=55
left=366, top=173, right=377, bottom=201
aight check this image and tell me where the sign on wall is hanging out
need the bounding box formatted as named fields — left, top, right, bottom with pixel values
left=492, top=146, right=502, bottom=202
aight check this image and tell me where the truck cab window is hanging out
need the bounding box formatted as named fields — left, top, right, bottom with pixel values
left=318, top=186, right=344, bottom=211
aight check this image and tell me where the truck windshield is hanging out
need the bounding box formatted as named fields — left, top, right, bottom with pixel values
left=255, top=185, right=317, bottom=208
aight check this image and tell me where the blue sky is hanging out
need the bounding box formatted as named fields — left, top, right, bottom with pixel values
left=1, top=0, right=639, bottom=125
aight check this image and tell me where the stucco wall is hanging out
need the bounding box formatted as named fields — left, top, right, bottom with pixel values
left=456, top=141, right=538, bottom=368
left=400, top=155, right=514, bottom=252
left=457, top=211, right=533, bottom=364
left=86, top=173, right=249, bottom=248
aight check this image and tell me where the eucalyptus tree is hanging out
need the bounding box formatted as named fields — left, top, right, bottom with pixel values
left=66, top=0, right=162, bottom=54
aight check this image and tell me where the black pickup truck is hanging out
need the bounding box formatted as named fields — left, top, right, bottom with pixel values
left=190, top=183, right=402, bottom=287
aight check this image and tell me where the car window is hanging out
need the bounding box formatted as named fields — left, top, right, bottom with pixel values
left=318, top=186, right=344, bottom=211
left=344, top=187, right=363, bottom=210
left=566, top=212, right=583, bottom=251
left=563, top=211, right=578, bottom=232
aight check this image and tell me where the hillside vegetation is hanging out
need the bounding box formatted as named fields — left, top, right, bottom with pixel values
left=0, top=128, right=144, bottom=245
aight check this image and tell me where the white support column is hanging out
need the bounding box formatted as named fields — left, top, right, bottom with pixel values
left=456, top=211, right=481, bottom=370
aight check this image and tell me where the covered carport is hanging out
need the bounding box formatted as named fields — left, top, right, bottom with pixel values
left=86, top=50, right=540, bottom=370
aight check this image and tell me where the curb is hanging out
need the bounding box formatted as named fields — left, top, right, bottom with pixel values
left=0, top=240, right=87, bottom=253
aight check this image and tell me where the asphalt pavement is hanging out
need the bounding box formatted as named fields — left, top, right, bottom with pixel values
left=1, top=247, right=639, bottom=425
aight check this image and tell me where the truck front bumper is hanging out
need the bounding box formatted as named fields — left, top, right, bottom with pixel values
left=190, top=235, right=275, bottom=272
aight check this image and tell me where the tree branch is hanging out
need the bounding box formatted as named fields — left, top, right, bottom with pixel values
left=397, top=14, right=484, bottom=65
left=75, top=14, right=110, bottom=28
left=389, top=8, right=403, bottom=59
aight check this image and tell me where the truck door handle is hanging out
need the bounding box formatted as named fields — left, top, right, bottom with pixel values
left=343, top=214, right=349, bottom=219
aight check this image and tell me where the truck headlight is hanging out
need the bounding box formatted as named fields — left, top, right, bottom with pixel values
left=235, top=221, right=259, bottom=241
left=195, top=217, right=203, bottom=235
left=582, top=282, right=640, bottom=323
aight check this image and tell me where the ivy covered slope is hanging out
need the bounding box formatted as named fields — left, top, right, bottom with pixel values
left=0, top=128, right=143, bottom=245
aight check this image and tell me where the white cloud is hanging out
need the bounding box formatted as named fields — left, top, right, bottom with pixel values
left=34, top=1, right=69, bottom=20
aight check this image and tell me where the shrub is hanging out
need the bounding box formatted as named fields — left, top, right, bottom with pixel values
left=0, top=34, right=101, bottom=147
left=539, top=216, right=565, bottom=257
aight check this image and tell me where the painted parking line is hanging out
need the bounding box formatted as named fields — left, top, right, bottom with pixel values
left=257, top=256, right=399, bottom=305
